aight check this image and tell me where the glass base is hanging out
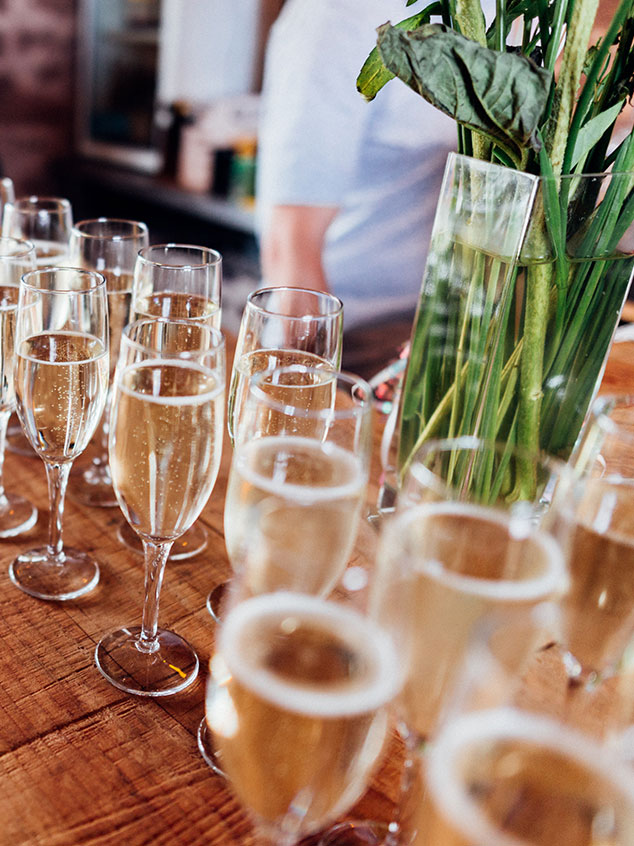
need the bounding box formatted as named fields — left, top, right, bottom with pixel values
left=95, top=625, right=199, bottom=696
left=197, top=717, right=226, bottom=777
left=6, top=419, right=35, bottom=457
left=117, top=520, right=209, bottom=560
left=9, top=546, right=100, bottom=600
left=0, top=492, right=38, bottom=538
left=206, top=581, right=227, bottom=623
left=70, top=462, right=119, bottom=508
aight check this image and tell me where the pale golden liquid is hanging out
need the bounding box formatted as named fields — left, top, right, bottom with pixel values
left=102, top=269, right=133, bottom=379
left=134, top=290, right=220, bottom=329
left=208, top=594, right=398, bottom=839
left=16, top=331, right=108, bottom=462
left=223, top=436, right=365, bottom=594
left=414, top=711, right=634, bottom=845
left=561, top=479, right=634, bottom=675
left=228, top=348, right=334, bottom=443
left=0, top=285, right=18, bottom=411
left=33, top=242, right=68, bottom=267
left=385, top=504, right=563, bottom=738
left=110, top=361, right=223, bottom=540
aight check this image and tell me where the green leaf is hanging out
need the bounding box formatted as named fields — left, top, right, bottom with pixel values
left=356, top=4, right=443, bottom=101
left=375, top=23, right=552, bottom=157
left=570, top=99, right=626, bottom=168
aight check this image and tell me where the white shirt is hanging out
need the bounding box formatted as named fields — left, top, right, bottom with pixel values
left=256, top=0, right=457, bottom=329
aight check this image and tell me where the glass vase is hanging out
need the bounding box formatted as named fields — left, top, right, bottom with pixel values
left=384, top=153, right=634, bottom=505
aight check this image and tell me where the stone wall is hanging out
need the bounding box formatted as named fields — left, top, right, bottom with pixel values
left=0, top=0, right=76, bottom=195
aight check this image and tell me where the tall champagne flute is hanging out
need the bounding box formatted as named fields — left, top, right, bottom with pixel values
left=408, top=611, right=634, bottom=846
left=95, top=317, right=225, bottom=696
left=206, top=286, right=343, bottom=617
left=68, top=218, right=149, bottom=507
left=2, top=196, right=74, bottom=456
left=198, top=363, right=372, bottom=771
left=0, top=238, right=38, bottom=536
left=204, top=541, right=408, bottom=844
left=557, top=394, right=634, bottom=685
left=8, top=267, right=109, bottom=600
left=115, top=243, right=223, bottom=559
left=228, top=286, right=343, bottom=445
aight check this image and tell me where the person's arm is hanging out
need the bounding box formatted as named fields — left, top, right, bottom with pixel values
left=260, top=204, right=339, bottom=293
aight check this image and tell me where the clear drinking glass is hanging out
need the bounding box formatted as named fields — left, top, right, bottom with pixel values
left=408, top=610, right=634, bottom=846
left=8, top=267, right=109, bottom=600
left=198, top=363, right=373, bottom=771
left=2, top=196, right=74, bottom=456
left=204, top=540, right=408, bottom=845
left=0, top=237, right=38, bottom=536
left=381, top=437, right=571, bottom=746
left=557, top=394, right=634, bottom=685
left=114, top=243, right=223, bottom=559
left=95, top=317, right=225, bottom=696
left=68, top=218, right=149, bottom=507
left=205, top=286, right=343, bottom=618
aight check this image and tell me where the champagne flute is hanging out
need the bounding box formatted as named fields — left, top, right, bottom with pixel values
left=0, top=237, right=38, bottom=536
left=95, top=317, right=225, bottom=696
left=68, top=218, right=149, bottom=507
left=204, top=539, right=408, bottom=844
left=228, top=286, right=343, bottom=445
left=198, top=363, right=372, bottom=771
left=408, top=610, right=634, bottom=846
left=8, top=267, right=109, bottom=600
left=556, top=394, right=634, bottom=685
left=205, top=286, right=343, bottom=618
left=2, top=196, right=74, bottom=456
left=115, top=243, right=223, bottom=559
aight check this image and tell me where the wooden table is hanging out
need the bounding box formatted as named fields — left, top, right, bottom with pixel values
left=1, top=338, right=633, bottom=846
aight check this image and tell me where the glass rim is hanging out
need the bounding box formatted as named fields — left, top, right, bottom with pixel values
left=120, top=315, right=225, bottom=359
left=12, top=195, right=72, bottom=212
left=20, top=266, right=106, bottom=293
left=449, top=152, right=634, bottom=182
left=246, top=286, right=344, bottom=320
left=249, top=364, right=370, bottom=421
left=72, top=218, right=149, bottom=241
left=136, top=243, right=223, bottom=269
left=0, top=236, right=35, bottom=259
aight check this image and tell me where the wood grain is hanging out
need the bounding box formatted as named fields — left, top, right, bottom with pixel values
left=1, top=337, right=632, bottom=846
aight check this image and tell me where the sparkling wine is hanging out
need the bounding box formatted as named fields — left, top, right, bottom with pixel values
left=32, top=241, right=68, bottom=267
left=206, top=592, right=401, bottom=838
left=228, top=348, right=334, bottom=443
left=102, top=269, right=134, bottom=379
left=0, top=285, right=19, bottom=411
left=224, top=435, right=366, bottom=595
left=414, top=707, right=634, bottom=846
left=134, top=290, right=220, bottom=329
left=109, top=360, right=223, bottom=540
left=386, top=502, right=566, bottom=739
left=16, top=331, right=108, bottom=462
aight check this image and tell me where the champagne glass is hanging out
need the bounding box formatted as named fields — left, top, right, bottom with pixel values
left=206, top=286, right=343, bottom=618
left=68, top=218, right=149, bottom=507
left=2, top=196, right=74, bottom=456
left=408, top=610, right=634, bottom=846
left=556, top=394, right=634, bottom=685
left=204, top=537, right=408, bottom=845
left=95, top=317, right=225, bottom=696
left=8, top=267, right=109, bottom=600
left=115, top=243, right=223, bottom=559
left=0, top=237, right=38, bottom=536
left=228, top=286, right=343, bottom=445
left=198, top=363, right=373, bottom=771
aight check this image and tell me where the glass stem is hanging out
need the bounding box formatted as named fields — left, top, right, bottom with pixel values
left=138, top=539, right=173, bottom=653
left=44, top=461, right=71, bottom=559
left=0, top=409, right=11, bottom=506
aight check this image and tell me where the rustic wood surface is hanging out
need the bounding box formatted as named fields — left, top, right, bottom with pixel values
left=1, top=336, right=633, bottom=846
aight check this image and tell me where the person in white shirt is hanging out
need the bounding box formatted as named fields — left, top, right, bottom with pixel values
left=255, top=0, right=457, bottom=378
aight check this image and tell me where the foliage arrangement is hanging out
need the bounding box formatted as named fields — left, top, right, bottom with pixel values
left=358, top=0, right=634, bottom=498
